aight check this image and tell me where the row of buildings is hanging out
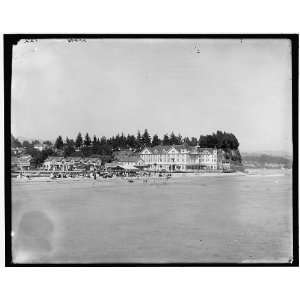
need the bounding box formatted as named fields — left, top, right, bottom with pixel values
left=43, top=156, right=102, bottom=171
left=11, top=145, right=231, bottom=172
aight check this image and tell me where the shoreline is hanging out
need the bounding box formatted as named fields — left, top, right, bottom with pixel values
left=12, top=171, right=245, bottom=184
left=11, top=169, right=290, bottom=185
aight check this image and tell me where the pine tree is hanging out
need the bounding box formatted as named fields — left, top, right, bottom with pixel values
left=64, top=137, right=75, bottom=156
left=190, top=137, right=198, bottom=146
left=75, top=132, right=83, bottom=148
left=169, top=132, right=177, bottom=145
left=136, top=130, right=142, bottom=148
left=92, top=135, right=97, bottom=146
left=100, top=136, right=106, bottom=145
left=183, top=137, right=191, bottom=145
left=151, top=134, right=160, bottom=147
left=84, top=133, right=91, bottom=146
left=127, top=134, right=136, bottom=149
left=142, top=129, right=151, bottom=147
left=54, top=135, right=64, bottom=149
left=176, top=133, right=183, bottom=145
left=199, top=135, right=207, bottom=147
left=162, top=134, right=170, bottom=145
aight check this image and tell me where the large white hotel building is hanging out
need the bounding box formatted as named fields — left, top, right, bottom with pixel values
left=139, top=145, right=227, bottom=172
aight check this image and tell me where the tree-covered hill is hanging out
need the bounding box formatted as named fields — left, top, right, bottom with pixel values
left=11, top=130, right=243, bottom=165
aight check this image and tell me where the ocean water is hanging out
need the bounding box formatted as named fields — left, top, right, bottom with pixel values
left=11, top=170, right=293, bottom=263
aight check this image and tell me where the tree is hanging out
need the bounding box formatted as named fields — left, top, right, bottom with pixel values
left=64, top=137, right=75, bottom=156
left=231, top=134, right=239, bottom=149
left=169, top=132, right=177, bottom=145
left=82, top=146, right=93, bottom=157
left=199, top=135, right=207, bottom=148
left=54, top=136, right=64, bottom=149
left=11, top=135, right=22, bottom=148
left=92, top=135, right=98, bottom=146
left=99, top=136, right=107, bottom=145
left=142, top=129, right=151, bottom=147
left=64, top=144, right=75, bottom=157
left=183, top=137, right=191, bottom=145
left=198, top=131, right=240, bottom=150
left=43, top=140, right=53, bottom=147
left=176, top=134, right=183, bottom=145
left=162, top=134, right=170, bottom=145
left=75, top=132, right=83, bottom=148
left=32, top=139, right=40, bottom=146
left=127, top=134, right=136, bottom=149
left=190, top=137, right=198, bottom=146
left=151, top=134, right=160, bottom=146
left=216, top=131, right=224, bottom=148
left=206, top=135, right=215, bottom=148
left=136, top=130, right=142, bottom=149
left=84, top=133, right=91, bottom=147
left=66, top=138, right=75, bottom=147
left=22, top=140, right=32, bottom=148
left=183, top=136, right=191, bottom=146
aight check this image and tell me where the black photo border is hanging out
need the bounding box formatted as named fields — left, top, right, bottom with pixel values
left=3, top=34, right=299, bottom=267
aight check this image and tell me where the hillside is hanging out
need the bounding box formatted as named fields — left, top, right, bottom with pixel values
left=242, top=153, right=292, bottom=169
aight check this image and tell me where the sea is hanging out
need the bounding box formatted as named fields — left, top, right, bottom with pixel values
left=11, top=169, right=293, bottom=264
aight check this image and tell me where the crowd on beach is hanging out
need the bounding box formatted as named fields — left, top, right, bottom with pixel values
left=15, top=168, right=175, bottom=183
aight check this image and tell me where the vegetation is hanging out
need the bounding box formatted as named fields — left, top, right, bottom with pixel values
left=11, top=130, right=241, bottom=165
left=11, top=135, right=22, bottom=148
left=75, top=132, right=83, bottom=148
left=199, top=131, right=239, bottom=150
left=27, top=148, right=55, bottom=168
left=54, top=135, right=64, bottom=149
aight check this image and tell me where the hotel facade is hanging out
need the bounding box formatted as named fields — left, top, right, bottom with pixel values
left=139, top=145, right=227, bottom=172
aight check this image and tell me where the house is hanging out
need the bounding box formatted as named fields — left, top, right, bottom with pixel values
left=222, top=161, right=231, bottom=170
left=63, top=156, right=83, bottom=170
left=197, top=148, right=219, bottom=170
left=115, top=155, right=142, bottom=168
left=43, top=156, right=65, bottom=171
left=82, top=156, right=102, bottom=170
left=11, top=154, right=34, bottom=170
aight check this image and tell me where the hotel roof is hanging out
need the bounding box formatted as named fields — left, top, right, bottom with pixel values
left=142, top=144, right=197, bottom=154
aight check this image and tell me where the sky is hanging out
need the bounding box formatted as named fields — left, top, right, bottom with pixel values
left=11, top=38, right=292, bottom=153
